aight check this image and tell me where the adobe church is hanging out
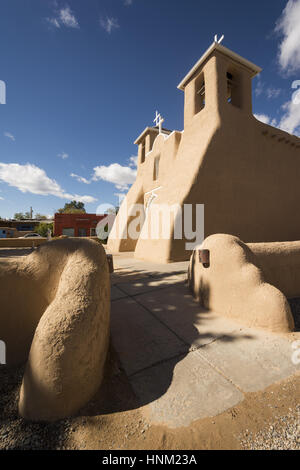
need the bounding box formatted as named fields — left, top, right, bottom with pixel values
left=107, top=40, right=300, bottom=263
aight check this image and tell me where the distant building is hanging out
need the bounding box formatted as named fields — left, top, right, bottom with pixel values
left=54, top=213, right=106, bottom=238
left=0, top=227, right=17, bottom=238
left=0, top=219, right=53, bottom=238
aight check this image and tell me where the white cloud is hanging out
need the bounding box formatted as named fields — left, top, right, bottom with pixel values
left=266, top=87, right=282, bottom=99
left=254, top=76, right=281, bottom=100
left=254, top=114, right=271, bottom=124
left=128, top=155, right=138, bottom=167
left=254, top=114, right=278, bottom=127
left=92, top=163, right=136, bottom=190
left=124, top=0, right=133, bottom=5
left=275, top=0, right=300, bottom=74
left=58, top=152, right=69, bottom=160
left=47, top=17, right=60, bottom=29
left=59, top=6, right=79, bottom=28
left=0, top=163, right=97, bottom=203
left=100, top=17, right=119, bottom=34
left=47, top=5, right=79, bottom=29
left=70, top=173, right=90, bottom=184
left=0, top=196, right=4, bottom=200
left=278, top=88, right=300, bottom=135
left=4, top=132, right=15, bottom=141
left=254, top=75, right=264, bottom=97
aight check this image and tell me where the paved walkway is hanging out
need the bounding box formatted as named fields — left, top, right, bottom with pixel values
left=110, top=252, right=300, bottom=428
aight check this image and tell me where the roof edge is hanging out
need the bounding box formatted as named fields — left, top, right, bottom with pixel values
left=177, top=42, right=262, bottom=91
left=134, top=126, right=172, bottom=145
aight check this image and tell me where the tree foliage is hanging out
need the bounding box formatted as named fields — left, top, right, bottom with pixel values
left=35, top=222, right=53, bottom=237
left=14, top=212, right=48, bottom=220
left=14, top=212, right=26, bottom=220
left=57, top=201, right=86, bottom=214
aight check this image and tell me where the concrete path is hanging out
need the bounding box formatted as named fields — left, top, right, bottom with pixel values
left=110, top=252, right=300, bottom=428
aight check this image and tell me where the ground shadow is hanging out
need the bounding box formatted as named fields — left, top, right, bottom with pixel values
left=79, top=255, right=254, bottom=419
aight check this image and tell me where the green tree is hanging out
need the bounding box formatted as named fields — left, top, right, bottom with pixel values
left=35, top=213, right=48, bottom=220
left=57, top=201, right=86, bottom=214
left=35, top=222, right=53, bottom=237
left=14, top=212, right=25, bottom=220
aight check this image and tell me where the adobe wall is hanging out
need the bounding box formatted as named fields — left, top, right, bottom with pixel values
left=108, top=51, right=300, bottom=263
left=0, top=238, right=110, bottom=421
left=188, top=234, right=296, bottom=333
left=0, top=237, right=47, bottom=248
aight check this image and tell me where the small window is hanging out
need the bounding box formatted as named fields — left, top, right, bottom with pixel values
left=153, top=156, right=160, bottom=181
left=227, top=70, right=240, bottom=107
left=227, top=72, right=234, bottom=103
left=90, top=228, right=96, bottom=236
left=141, top=140, right=146, bottom=163
left=195, top=73, right=205, bottom=114
left=62, top=228, right=75, bottom=236
left=78, top=228, right=87, bottom=237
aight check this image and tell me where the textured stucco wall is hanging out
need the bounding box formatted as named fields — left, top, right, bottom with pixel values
left=108, top=48, right=300, bottom=263
left=188, top=234, right=296, bottom=333
left=0, top=238, right=110, bottom=421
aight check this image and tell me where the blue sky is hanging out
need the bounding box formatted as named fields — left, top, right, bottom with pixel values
left=0, top=0, right=299, bottom=219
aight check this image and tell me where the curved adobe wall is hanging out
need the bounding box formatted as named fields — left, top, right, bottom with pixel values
left=188, top=234, right=295, bottom=333
left=0, top=238, right=110, bottom=421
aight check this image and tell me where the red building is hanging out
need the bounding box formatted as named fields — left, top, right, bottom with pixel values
left=54, top=213, right=106, bottom=237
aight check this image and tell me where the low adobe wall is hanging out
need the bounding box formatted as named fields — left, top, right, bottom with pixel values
left=0, top=238, right=110, bottom=421
left=0, top=236, right=104, bottom=249
left=188, top=234, right=296, bottom=333
left=0, top=237, right=47, bottom=248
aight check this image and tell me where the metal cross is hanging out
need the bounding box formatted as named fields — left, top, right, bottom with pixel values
left=214, top=34, right=224, bottom=44
left=153, top=111, right=164, bottom=134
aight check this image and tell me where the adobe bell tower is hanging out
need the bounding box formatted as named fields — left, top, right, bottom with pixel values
left=178, top=38, right=262, bottom=128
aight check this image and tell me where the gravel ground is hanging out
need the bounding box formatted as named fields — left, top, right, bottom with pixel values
left=239, top=405, right=300, bottom=450
left=0, top=364, right=72, bottom=450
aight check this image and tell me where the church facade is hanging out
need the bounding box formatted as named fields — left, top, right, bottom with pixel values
left=108, top=40, right=300, bottom=263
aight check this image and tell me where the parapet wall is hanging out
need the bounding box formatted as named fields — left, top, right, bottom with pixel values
left=0, top=238, right=47, bottom=248
left=249, top=240, right=300, bottom=300
left=188, top=234, right=297, bottom=333
left=0, top=236, right=103, bottom=248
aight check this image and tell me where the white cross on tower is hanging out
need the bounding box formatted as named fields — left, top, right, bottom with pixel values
left=154, top=110, right=164, bottom=134
left=214, top=34, right=224, bottom=44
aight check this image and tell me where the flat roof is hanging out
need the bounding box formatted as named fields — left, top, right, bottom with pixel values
left=178, top=42, right=262, bottom=90
left=134, top=126, right=172, bottom=145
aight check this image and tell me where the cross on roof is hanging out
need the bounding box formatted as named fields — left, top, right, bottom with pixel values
left=214, top=34, right=224, bottom=44
left=153, top=111, right=164, bottom=134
